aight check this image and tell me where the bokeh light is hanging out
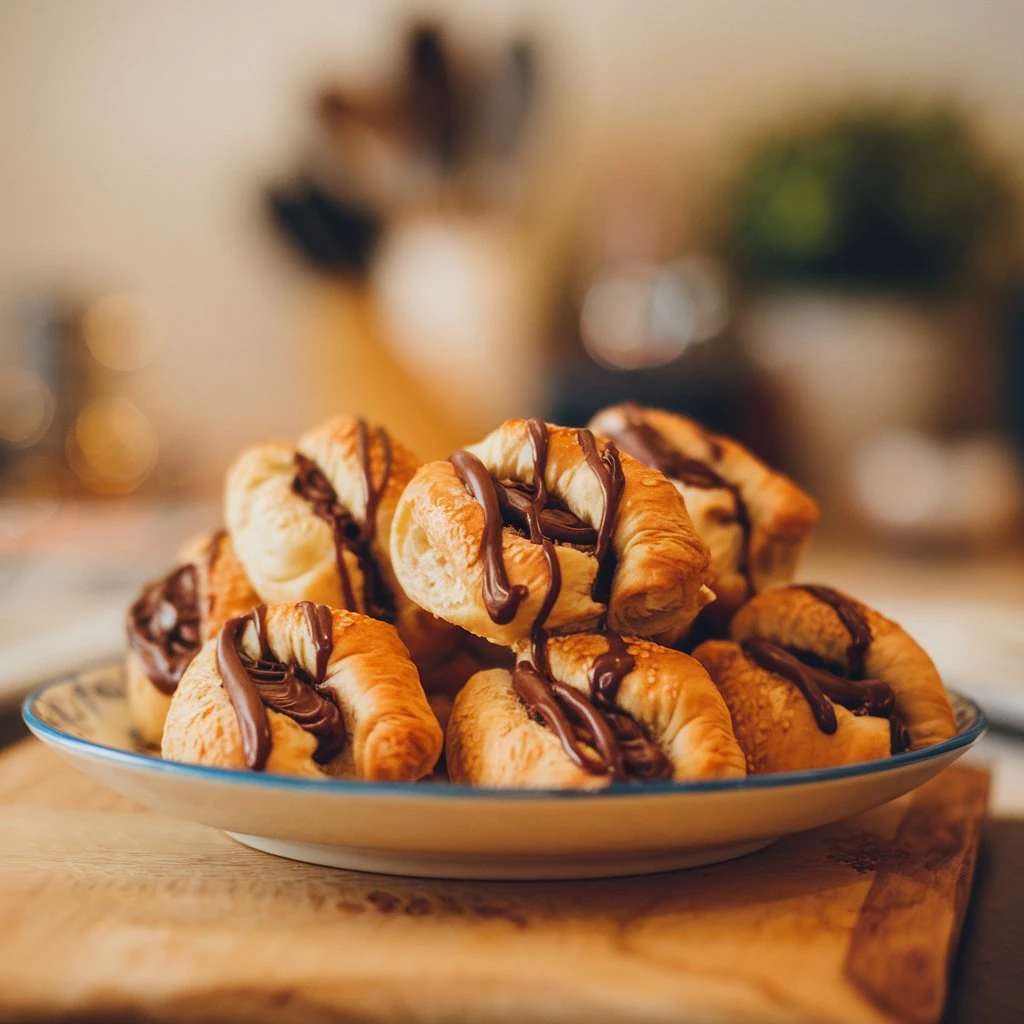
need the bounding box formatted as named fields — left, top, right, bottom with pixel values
left=581, top=258, right=729, bottom=371
left=65, top=397, right=159, bottom=495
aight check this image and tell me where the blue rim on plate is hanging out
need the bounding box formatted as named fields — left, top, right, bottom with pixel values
left=22, top=671, right=987, bottom=800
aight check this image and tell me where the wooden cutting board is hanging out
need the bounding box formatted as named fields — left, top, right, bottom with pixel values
left=0, top=740, right=987, bottom=1024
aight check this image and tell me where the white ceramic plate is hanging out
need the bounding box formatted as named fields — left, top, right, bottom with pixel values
left=23, top=664, right=985, bottom=880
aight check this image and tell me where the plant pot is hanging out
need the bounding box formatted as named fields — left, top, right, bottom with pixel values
left=739, top=291, right=972, bottom=529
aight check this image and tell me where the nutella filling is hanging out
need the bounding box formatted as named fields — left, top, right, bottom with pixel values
left=127, top=564, right=202, bottom=696
left=493, top=481, right=597, bottom=547
left=216, top=602, right=344, bottom=771
left=292, top=419, right=395, bottom=622
left=452, top=420, right=669, bottom=781
left=602, top=405, right=752, bottom=588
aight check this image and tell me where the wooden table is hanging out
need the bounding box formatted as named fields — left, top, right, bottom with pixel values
left=1, top=715, right=1021, bottom=1024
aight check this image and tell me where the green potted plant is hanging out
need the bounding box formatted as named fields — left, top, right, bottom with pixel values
left=722, top=102, right=1019, bottom=518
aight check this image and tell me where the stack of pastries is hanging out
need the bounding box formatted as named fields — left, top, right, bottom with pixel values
left=127, top=407, right=957, bottom=787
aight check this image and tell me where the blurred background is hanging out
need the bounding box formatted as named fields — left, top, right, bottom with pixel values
left=1, top=1, right=1022, bottom=755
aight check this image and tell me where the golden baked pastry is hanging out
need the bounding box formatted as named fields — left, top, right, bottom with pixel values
left=692, top=584, right=957, bottom=772
left=224, top=415, right=458, bottom=669
left=447, top=632, right=746, bottom=789
left=728, top=584, right=956, bottom=751
left=126, top=530, right=260, bottom=747
left=588, top=404, right=817, bottom=616
left=692, top=640, right=894, bottom=773
left=390, top=418, right=715, bottom=650
left=162, top=601, right=443, bottom=780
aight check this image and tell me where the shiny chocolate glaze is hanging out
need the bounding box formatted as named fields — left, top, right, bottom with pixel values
left=792, top=583, right=909, bottom=754
left=602, top=405, right=752, bottom=587
left=796, top=584, right=872, bottom=680
left=577, top=427, right=625, bottom=604
left=292, top=420, right=395, bottom=622
left=216, top=602, right=344, bottom=771
left=449, top=448, right=528, bottom=626
left=127, top=564, right=202, bottom=696
left=494, top=481, right=597, bottom=547
left=453, top=419, right=669, bottom=781
left=741, top=637, right=907, bottom=754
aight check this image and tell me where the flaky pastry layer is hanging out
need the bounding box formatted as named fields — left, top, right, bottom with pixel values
left=589, top=404, right=818, bottom=613
left=730, top=585, right=956, bottom=750
left=446, top=633, right=745, bottom=789
left=224, top=416, right=458, bottom=667
left=693, top=640, right=892, bottom=773
left=162, top=602, right=443, bottom=780
left=127, top=530, right=260, bottom=747
left=390, top=419, right=714, bottom=648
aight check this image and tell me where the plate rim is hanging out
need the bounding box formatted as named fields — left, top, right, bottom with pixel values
left=22, top=667, right=987, bottom=802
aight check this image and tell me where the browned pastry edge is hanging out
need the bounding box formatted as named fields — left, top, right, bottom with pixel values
left=730, top=585, right=956, bottom=750
left=126, top=530, right=261, bottom=746
left=693, top=639, right=892, bottom=774
left=390, top=419, right=715, bottom=648
left=588, top=403, right=818, bottom=615
left=446, top=633, right=746, bottom=788
left=162, top=602, right=443, bottom=780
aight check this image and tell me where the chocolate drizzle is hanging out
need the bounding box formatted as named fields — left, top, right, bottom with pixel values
left=577, top=428, right=625, bottom=603
left=512, top=663, right=606, bottom=775
left=216, top=602, right=344, bottom=771
left=449, top=449, right=528, bottom=625
left=796, top=584, right=872, bottom=680
left=127, top=564, right=202, bottom=696
left=589, top=630, right=635, bottom=704
left=784, top=583, right=909, bottom=754
left=493, top=482, right=597, bottom=546
left=451, top=419, right=667, bottom=781
left=576, top=429, right=624, bottom=566
left=602, top=405, right=752, bottom=587
left=513, top=632, right=671, bottom=781
left=292, top=420, right=395, bottom=622
left=741, top=637, right=908, bottom=753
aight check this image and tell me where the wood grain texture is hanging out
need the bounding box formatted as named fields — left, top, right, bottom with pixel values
left=0, top=740, right=988, bottom=1024
left=845, top=767, right=990, bottom=1024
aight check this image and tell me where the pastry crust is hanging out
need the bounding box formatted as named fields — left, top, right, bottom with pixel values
left=588, top=404, right=818, bottom=613
left=125, top=653, right=174, bottom=748
left=692, top=640, right=892, bottom=773
left=390, top=419, right=715, bottom=648
left=126, top=530, right=260, bottom=747
left=178, top=530, right=262, bottom=637
left=729, top=586, right=956, bottom=750
left=224, top=416, right=458, bottom=667
left=446, top=633, right=746, bottom=788
left=162, top=602, right=443, bottom=780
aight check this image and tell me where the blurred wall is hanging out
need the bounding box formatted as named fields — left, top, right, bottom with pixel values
left=1, top=0, right=1022, bottom=487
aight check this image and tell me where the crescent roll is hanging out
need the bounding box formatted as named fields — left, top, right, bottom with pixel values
left=162, top=601, right=443, bottom=780
left=224, top=416, right=458, bottom=669
left=390, top=418, right=715, bottom=649
left=728, top=585, right=956, bottom=751
left=692, top=640, right=895, bottom=774
left=126, top=529, right=260, bottom=746
left=447, top=633, right=746, bottom=789
left=589, top=404, right=817, bottom=616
